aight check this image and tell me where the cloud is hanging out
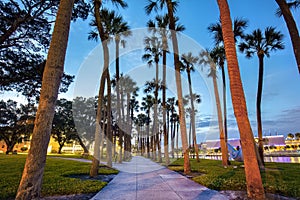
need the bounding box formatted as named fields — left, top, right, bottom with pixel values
left=194, top=104, right=300, bottom=140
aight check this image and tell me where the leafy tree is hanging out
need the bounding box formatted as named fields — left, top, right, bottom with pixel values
left=239, top=27, right=284, bottom=166
left=72, top=96, right=97, bottom=154
left=0, top=100, right=35, bottom=154
left=216, top=0, right=265, bottom=198
left=52, top=99, right=77, bottom=154
left=295, top=132, right=300, bottom=140
left=0, top=0, right=89, bottom=101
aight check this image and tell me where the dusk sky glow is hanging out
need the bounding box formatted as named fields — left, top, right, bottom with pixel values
left=2, top=0, right=299, bottom=142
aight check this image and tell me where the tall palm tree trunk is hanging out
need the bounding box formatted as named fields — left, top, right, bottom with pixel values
left=92, top=72, right=105, bottom=176
left=176, top=120, right=179, bottom=158
left=221, top=66, right=230, bottom=165
left=275, top=0, right=300, bottom=73
left=90, top=0, right=109, bottom=177
left=154, top=61, right=160, bottom=161
left=106, top=70, right=113, bottom=167
left=146, top=112, right=150, bottom=158
left=187, top=71, right=199, bottom=162
left=115, top=37, right=121, bottom=158
left=171, top=116, right=175, bottom=158
left=216, top=0, right=265, bottom=198
left=16, top=0, right=74, bottom=199
left=119, top=84, right=125, bottom=163
left=212, top=71, right=228, bottom=167
left=162, top=50, right=170, bottom=165
left=189, top=120, right=192, bottom=147
left=166, top=0, right=191, bottom=174
left=125, top=92, right=131, bottom=160
left=257, top=54, right=265, bottom=166
left=158, top=131, right=162, bottom=162
left=100, top=95, right=108, bottom=161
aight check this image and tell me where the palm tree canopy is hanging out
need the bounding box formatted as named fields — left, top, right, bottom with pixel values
left=103, top=0, right=128, bottom=8
left=208, top=17, right=248, bottom=46
left=198, top=50, right=218, bottom=78
left=144, top=0, right=178, bottom=15
left=135, top=113, right=148, bottom=127
left=209, top=46, right=226, bottom=68
left=142, top=36, right=162, bottom=65
left=275, top=0, right=299, bottom=16
left=184, top=93, right=201, bottom=113
left=119, top=75, right=138, bottom=94
left=239, top=27, right=284, bottom=58
left=88, top=8, right=131, bottom=42
left=148, top=14, right=185, bottom=32
left=180, top=52, right=199, bottom=73
left=141, top=94, right=155, bottom=114
left=144, top=79, right=162, bottom=93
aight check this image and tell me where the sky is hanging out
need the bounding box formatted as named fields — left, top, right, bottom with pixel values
left=2, top=0, right=300, bottom=142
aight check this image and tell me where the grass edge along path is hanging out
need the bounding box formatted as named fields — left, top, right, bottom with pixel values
left=0, top=154, right=118, bottom=200
left=167, top=158, right=300, bottom=198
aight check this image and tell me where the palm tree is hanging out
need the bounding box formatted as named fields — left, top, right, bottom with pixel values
left=208, top=17, right=248, bottom=46
left=147, top=14, right=185, bottom=165
left=145, top=0, right=191, bottom=174
left=239, top=27, right=284, bottom=166
left=199, top=50, right=228, bottom=167
left=184, top=93, right=201, bottom=159
left=209, top=47, right=229, bottom=164
left=122, top=75, right=138, bottom=160
left=110, top=12, right=131, bottom=163
left=89, top=0, right=127, bottom=176
left=216, top=0, right=265, bottom=198
left=106, top=71, right=113, bottom=167
left=275, top=0, right=300, bottom=73
left=141, top=94, right=154, bottom=158
left=135, top=113, right=148, bottom=155
left=167, top=97, right=176, bottom=158
left=180, top=52, right=200, bottom=162
left=207, top=18, right=248, bottom=165
left=16, top=0, right=75, bottom=199
left=142, top=35, right=162, bottom=161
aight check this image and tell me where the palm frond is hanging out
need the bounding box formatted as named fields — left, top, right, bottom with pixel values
left=88, top=31, right=99, bottom=41
left=275, top=0, right=300, bottom=17
left=145, top=0, right=158, bottom=15
left=110, top=0, right=128, bottom=9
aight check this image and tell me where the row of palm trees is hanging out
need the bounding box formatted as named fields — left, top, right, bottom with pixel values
left=16, top=0, right=299, bottom=199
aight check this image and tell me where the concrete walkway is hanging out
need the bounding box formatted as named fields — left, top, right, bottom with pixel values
left=91, top=156, right=228, bottom=200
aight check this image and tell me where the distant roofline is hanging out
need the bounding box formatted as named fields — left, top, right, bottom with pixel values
left=204, top=135, right=285, bottom=142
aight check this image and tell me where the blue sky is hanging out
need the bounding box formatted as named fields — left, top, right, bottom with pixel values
left=66, top=0, right=300, bottom=141
left=3, top=1, right=299, bottom=142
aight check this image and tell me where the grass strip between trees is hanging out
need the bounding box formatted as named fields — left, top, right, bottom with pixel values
left=0, top=154, right=118, bottom=200
left=168, top=158, right=300, bottom=198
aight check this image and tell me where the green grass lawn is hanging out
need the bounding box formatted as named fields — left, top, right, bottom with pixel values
left=0, top=154, right=118, bottom=200
left=168, top=159, right=300, bottom=198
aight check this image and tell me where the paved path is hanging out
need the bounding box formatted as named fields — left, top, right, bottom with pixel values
left=90, top=156, right=228, bottom=200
